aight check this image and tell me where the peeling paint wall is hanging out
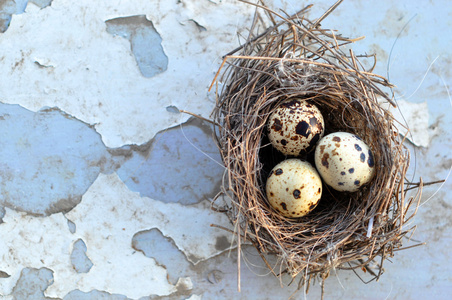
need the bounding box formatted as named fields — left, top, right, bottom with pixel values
left=0, top=0, right=451, bottom=299
left=105, top=15, right=168, bottom=78
left=0, top=104, right=109, bottom=216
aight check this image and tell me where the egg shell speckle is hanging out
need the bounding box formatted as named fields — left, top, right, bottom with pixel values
left=314, top=132, right=376, bottom=192
left=267, top=99, right=324, bottom=156
left=266, top=159, right=322, bottom=218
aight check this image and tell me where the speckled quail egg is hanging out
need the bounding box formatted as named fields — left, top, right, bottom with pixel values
left=267, top=98, right=324, bottom=156
left=266, top=159, right=323, bottom=218
left=314, top=132, right=376, bottom=192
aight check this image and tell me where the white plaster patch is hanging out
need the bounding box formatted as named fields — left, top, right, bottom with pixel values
left=186, top=294, right=202, bottom=300
left=0, top=207, right=175, bottom=299
left=0, top=0, right=254, bottom=148
left=391, top=100, right=430, bottom=147
left=0, top=189, right=180, bottom=299
left=0, top=210, right=75, bottom=296
left=57, top=172, right=233, bottom=297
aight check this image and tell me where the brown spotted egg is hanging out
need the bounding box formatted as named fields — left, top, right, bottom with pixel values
left=314, top=132, right=376, bottom=192
left=267, top=98, right=324, bottom=156
left=266, top=159, right=322, bottom=218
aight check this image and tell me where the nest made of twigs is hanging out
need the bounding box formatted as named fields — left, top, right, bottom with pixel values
left=211, top=2, right=423, bottom=292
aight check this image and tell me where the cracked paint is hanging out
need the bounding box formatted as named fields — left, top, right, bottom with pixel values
left=106, top=15, right=168, bottom=78
left=115, top=117, right=224, bottom=204
left=0, top=103, right=109, bottom=216
left=132, top=228, right=190, bottom=285
left=0, top=0, right=450, bottom=299
left=0, top=0, right=255, bottom=147
left=0, top=205, right=176, bottom=298
left=0, top=172, right=235, bottom=298
left=64, top=173, right=234, bottom=267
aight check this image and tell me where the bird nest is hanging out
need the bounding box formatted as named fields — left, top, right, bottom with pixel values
left=210, top=1, right=423, bottom=294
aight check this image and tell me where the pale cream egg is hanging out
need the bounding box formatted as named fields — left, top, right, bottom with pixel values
left=267, top=98, right=324, bottom=156
left=314, top=132, right=376, bottom=192
left=266, top=159, right=322, bottom=218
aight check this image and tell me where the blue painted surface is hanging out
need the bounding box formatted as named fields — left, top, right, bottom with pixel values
left=70, top=239, right=93, bottom=273
left=67, top=219, right=76, bottom=234
left=0, top=0, right=28, bottom=32
left=132, top=228, right=190, bottom=285
left=0, top=206, right=4, bottom=223
left=29, top=0, right=53, bottom=8
left=64, top=290, right=129, bottom=300
left=106, top=15, right=168, bottom=78
left=11, top=267, right=54, bottom=299
left=0, top=103, right=110, bottom=216
left=116, top=118, right=224, bottom=205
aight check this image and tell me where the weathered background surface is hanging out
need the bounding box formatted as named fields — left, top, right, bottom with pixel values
left=0, top=0, right=450, bottom=299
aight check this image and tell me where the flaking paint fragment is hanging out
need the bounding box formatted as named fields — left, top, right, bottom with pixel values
left=105, top=15, right=168, bottom=78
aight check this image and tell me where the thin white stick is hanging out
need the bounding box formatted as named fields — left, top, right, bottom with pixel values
left=366, top=216, right=374, bottom=238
